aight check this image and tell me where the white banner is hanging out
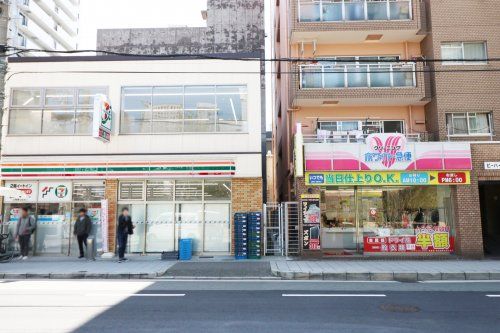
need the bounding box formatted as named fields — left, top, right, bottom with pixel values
left=37, top=181, right=73, bottom=202
left=93, top=94, right=113, bottom=143
left=100, top=199, right=109, bottom=253
left=4, top=181, right=38, bottom=203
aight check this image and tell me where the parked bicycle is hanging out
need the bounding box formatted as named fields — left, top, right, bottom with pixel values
left=0, top=234, right=18, bottom=263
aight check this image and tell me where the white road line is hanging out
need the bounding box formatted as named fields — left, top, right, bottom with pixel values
left=486, top=295, right=500, bottom=298
left=420, top=280, right=500, bottom=284
left=85, top=293, right=186, bottom=297
left=282, top=294, right=386, bottom=297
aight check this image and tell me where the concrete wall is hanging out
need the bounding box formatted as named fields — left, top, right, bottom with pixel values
left=97, top=0, right=264, bottom=55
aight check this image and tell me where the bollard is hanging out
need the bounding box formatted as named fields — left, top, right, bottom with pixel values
left=86, top=237, right=96, bottom=261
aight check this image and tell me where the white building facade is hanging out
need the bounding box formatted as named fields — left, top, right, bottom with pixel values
left=1, top=56, right=264, bottom=256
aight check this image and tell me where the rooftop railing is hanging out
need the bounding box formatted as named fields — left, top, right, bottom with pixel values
left=304, top=132, right=426, bottom=144
left=298, top=0, right=412, bottom=22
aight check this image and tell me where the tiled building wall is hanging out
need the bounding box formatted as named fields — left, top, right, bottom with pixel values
left=105, top=179, right=118, bottom=252
left=231, top=177, right=263, bottom=254
left=453, top=144, right=500, bottom=258
left=422, top=0, right=500, bottom=141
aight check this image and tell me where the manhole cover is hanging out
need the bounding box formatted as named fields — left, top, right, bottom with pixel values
left=379, top=304, right=420, bottom=313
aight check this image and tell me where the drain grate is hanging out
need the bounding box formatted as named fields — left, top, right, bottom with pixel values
left=379, top=304, right=421, bottom=313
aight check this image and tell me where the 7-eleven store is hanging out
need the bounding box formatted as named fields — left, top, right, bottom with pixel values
left=0, top=160, right=254, bottom=256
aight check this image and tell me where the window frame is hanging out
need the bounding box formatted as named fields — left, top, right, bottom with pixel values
left=8, top=87, right=108, bottom=136
left=446, top=112, right=493, bottom=137
left=441, top=41, right=488, bottom=66
left=119, top=85, right=249, bottom=135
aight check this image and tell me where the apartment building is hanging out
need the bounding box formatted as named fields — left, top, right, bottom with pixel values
left=274, top=0, right=500, bottom=258
left=6, top=0, right=79, bottom=53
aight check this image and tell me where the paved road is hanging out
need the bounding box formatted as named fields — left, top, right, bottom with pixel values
left=1, top=280, right=500, bottom=333
left=163, top=261, right=273, bottom=278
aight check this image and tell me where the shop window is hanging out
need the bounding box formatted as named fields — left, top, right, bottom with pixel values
left=119, top=181, right=145, bottom=201
left=446, top=112, right=492, bottom=136
left=175, top=180, right=203, bottom=201
left=204, top=180, right=231, bottom=201
left=72, top=182, right=105, bottom=202
left=146, top=180, right=174, bottom=201
left=441, top=42, right=487, bottom=65
left=120, top=85, right=248, bottom=134
left=9, top=87, right=106, bottom=135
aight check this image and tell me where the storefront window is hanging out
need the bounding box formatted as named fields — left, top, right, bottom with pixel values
left=118, top=179, right=231, bottom=254
left=359, top=186, right=454, bottom=238
left=204, top=180, right=231, bottom=201
left=320, top=186, right=455, bottom=253
left=35, top=203, right=72, bottom=255
left=175, top=180, right=203, bottom=201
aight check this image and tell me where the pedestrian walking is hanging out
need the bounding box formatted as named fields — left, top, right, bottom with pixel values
left=117, top=207, right=134, bottom=262
left=15, top=207, right=36, bottom=260
left=74, top=208, right=92, bottom=259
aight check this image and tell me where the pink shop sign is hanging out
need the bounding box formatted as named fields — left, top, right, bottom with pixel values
left=305, top=134, right=472, bottom=172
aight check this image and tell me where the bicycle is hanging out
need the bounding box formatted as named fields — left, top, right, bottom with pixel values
left=0, top=234, right=18, bottom=263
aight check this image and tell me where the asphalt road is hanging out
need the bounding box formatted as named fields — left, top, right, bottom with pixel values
left=1, top=280, right=500, bottom=333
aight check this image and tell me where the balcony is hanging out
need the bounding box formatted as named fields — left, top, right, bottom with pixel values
left=300, top=62, right=416, bottom=89
left=292, top=62, right=430, bottom=106
left=291, top=0, right=427, bottom=44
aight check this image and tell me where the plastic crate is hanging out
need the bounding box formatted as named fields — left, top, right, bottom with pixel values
left=178, top=239, right=193, bottom=261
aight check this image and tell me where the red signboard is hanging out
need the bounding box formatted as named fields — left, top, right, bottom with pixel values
left=436, top=172, right=468, bottom=184
left=364, top=227, right=455, bottom=253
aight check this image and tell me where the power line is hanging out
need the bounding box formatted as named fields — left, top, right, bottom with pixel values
left=3, top=46, right=500, bottom=64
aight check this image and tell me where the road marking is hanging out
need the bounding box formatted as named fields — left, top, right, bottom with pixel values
left=282, top=294, right=386, bottom=297
left=85, top=293, right=186, bottom=297
left=486, top=295, right=500, bottom=298
left=420, top=280, right=500, bottom=284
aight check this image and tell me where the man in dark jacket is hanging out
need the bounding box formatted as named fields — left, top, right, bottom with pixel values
left=117, top=207, right=134, bottom=262
left=74, top=208, right=92, bottom=259
left=15, top=207, right=36, bottom=260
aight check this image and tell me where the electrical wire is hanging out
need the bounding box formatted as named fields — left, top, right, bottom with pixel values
left=3, top=46, right=500, bottom=64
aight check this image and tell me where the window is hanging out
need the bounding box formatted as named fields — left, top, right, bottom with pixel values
left=121, top=85, right=248, bottom=134
left=18, top=33, right=26, bottom=47
left=119, top=181, right=145, bottom=201
left=318, top=121, right=360, bottom=132
left=446, top=112, right=492, bottom=136
left=20, top=13, right=27, bottom=26
left=441, top=42, right=487, bottom=65
left=73, top=182, right=105, bottom=202
left=9, top=87, right=106, bottom=135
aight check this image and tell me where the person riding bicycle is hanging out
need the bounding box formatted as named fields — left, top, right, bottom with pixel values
left=15, top=207, right=36, bottom=260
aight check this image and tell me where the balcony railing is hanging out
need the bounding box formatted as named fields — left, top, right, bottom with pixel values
left=300, top=63, right=417, bottom=89
left=298, top=0, right=412, bottom=22
left=304, top=132, right=427, bottom=144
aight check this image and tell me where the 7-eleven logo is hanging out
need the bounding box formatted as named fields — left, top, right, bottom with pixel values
left=41, top=187, right=53, bottom=198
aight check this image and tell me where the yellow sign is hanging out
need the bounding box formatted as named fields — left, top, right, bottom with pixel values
left=306, top=171, right=471, bottom=186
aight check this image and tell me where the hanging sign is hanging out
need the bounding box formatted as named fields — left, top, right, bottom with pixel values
left=4, top=181, right=38, bottom=203
left=93, top=94, right=113, bottom=143
left=37, top=181, right=73, bottom=202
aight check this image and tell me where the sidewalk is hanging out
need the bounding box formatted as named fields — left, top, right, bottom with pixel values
left=271, top=260, right=500, bottom=281
left=0, top=256, right=175, bottom=279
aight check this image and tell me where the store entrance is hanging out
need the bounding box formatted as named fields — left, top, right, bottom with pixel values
left=479, top=182, right=500, bottom=257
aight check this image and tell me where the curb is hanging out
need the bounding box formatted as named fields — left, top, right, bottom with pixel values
left=271, top=269, right=500, bottom=281
left=158, top=276, right=282, bottom=280
left=0, top=272, right=166, bottom=280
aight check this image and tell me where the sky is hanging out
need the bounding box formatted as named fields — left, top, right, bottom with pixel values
left=78, top=0, right=273, bottom=131
left=78, top=0, right=208, bottom=49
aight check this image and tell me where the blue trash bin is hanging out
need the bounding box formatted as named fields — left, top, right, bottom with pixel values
left=178, top=238, right=193, bottom=261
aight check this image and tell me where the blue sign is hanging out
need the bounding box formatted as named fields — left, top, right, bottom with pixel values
left=401, top=172, right=430, bottom=185
left=308, top=174, right=325, bottom=184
